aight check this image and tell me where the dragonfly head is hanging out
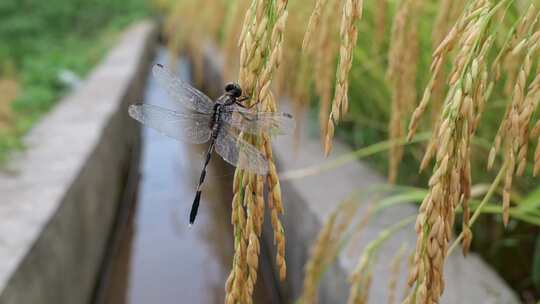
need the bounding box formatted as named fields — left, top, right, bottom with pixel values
left=225, top=82, right=242, bottom=98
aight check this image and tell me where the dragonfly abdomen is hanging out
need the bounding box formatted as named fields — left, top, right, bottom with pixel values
left=190, top=139, right=216, bottom=225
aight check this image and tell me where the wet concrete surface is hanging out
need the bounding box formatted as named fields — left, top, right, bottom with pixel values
left=98, top=48, right=277, bottom=304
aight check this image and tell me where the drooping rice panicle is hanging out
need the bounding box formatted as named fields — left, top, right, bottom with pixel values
left=501, top=4, right=538, bottom=97
left=314, top=0, right=340, bottom=146
left=430, top=0, right=465, bottom=123
left=487, top=8, right=540, bottom=226
left=225, top=1, right=289, bottom=303
left=387, top=0, right=419, bottom=183
left=406, top=1, right=510, bottom=302
left=302, top=0, right=328, bottom=51
left=225, top=1, right=263, bottom=289
left=259, top=0, right=289, bottom=281
left=324, top=0, right=364, bottom=155
left=406, top=0, right=473, bottom=142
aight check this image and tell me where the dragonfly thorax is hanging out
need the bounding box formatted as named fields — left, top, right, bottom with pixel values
left=209, top=102, right=229, bottom=138
left=215, top=93, right=236, bottom=106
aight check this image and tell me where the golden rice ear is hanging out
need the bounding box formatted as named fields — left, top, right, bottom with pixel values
left=324, top=0, right=364, bottom=156
left=387, top=0, right=419, bottom=183
left=405, top=1, right=519, bottom=302
left=302, top=0, right=328, bottom=52
left=485, top=4, right=540, bottom=229
left=224, top=1, right=289, bottom=303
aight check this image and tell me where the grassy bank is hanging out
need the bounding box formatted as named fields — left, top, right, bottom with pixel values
left=0, top=0, right=150, bottom=163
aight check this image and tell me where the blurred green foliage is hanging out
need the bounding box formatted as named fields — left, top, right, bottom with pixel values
left=0, top=0, right=150, bottom=163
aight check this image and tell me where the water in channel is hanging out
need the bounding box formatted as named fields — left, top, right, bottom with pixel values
left=98, top=47, right=277, bottom=304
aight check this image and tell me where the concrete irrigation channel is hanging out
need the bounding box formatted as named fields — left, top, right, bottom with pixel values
left=0, top=21, right=277, bottom=304
left=0, top=20, right=520, bottom=304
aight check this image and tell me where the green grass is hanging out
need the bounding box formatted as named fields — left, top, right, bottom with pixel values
left=0, top=0, right=151, bottom=163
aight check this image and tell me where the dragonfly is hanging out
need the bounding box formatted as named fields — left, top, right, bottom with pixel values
left=128, top=64, right=295, bottom=225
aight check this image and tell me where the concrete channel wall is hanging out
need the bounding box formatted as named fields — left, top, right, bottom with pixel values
left=0, top=21, right=157, bottom=304
left=198, top=44, right=520, bottom=303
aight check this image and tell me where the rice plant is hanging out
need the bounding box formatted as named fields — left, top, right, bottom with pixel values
left=161, top=0, right=540, bottom=302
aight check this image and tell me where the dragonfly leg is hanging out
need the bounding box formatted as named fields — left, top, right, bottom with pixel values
left=246, top=100, right=260, bottom=109
left=235, top=98, right=260, bottom=109
left=236, top=95, right=250, bottom=103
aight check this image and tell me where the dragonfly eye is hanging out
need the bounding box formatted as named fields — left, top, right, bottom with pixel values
left=225, top=82, right=242, bottom=98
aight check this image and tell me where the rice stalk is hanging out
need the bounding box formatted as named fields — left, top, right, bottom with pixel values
left=299, top=200, right=359, bottom=304
left=280, top=133, right=430, bottom=181
left=300, top=211, right=337, bottom=304
left=447, top=162, right=507, bottom=256
left=347, top=216, right=415, bottom=304
left=387, top=245, right=407, bottom=304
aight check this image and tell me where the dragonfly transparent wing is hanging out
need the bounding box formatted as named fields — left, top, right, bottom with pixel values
left=153, top=64, right=214, bottom=114
left=215, top=124, right=269, bottom=175
left=222, top=106, right=295, bottom=136
left=129, top=104, right=212, bottom=143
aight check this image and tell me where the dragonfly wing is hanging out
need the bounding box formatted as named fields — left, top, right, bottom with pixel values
left=152, top=64, right=214, bottom=114
left=215, top=125, right=269, bottom=175
left=129, top=104, right=212, bottom=143
left=222, top=106, right=295, bottom=136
